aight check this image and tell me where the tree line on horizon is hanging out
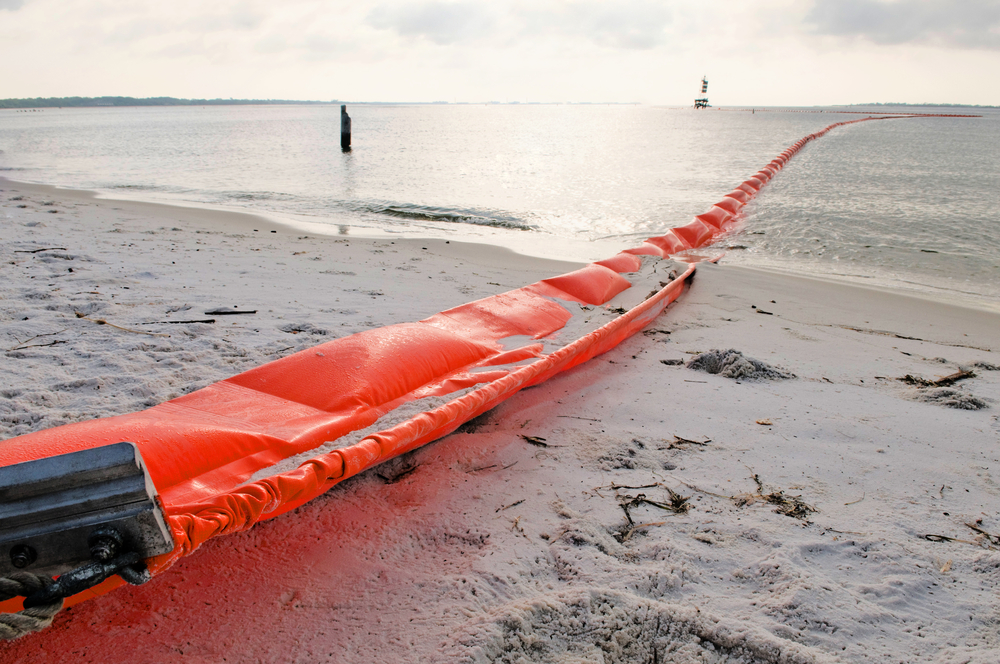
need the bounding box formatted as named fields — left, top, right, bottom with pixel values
left=0, top=96, right=333, bottom=109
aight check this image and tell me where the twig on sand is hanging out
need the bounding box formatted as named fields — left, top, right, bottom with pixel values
left=923, top=534, right=980, bottom=546
left=520, top=435, right=561, bottom=448
left=898, top=370, right=976, bottom=388
left=660, top=435, right=711, bottom=450
left=139, top=319, right=216, bottom=325
left=7, top=329, right=67, bottom=351
left=965, top=521, right=1000, bottom=547
left=557, top=415, right=601, bottom=422
left=14, top=247, right=67, bottom=253
left=737, top=471, right=817, bottom=520
left=615, top=491, right=687, bottom=543
left=75, top=312, right=168, bottom=337
left=497, top=499, right=524, bottom=513
left=845, top=493, right=866, bottom=506
left=620, top=521, right=666, bottom=542
left=671, top=477, right=735, bottom=500
left=205, top=308, right=257, bottom=316
left=837, top=325, right=992, bottom=352
left=618, top=489, right=691, bottom=522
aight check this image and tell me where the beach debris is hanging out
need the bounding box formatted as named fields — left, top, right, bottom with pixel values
left=520, top=435, right=554, bottom=448
left=496, top=499, right=525, bottom=513
left=659, top=359, right=684, bottom=366
left=973, top=361, right=999, bottom=371
left=915, top=387, right=988, bottom=410
left=204, top=307, right=257, bottom=315
left=756, top=419, right=773, bottom=425
left=619, top=490, right=690, bottom=517
left=13, top=247, right=67, bottom=254
left=511, top=516, right=528, bottom=538
left=376, top=461, right=419, bottom=484
left=686, top=349, right=795, bottom=380
left=923, top=534, right=980, bottom=546
left=279, top=322, right=328, bottom=336
left=139, top=319, right=216, bottom=325
left=898, top=369, right=975, bottom=387
left=845, top=493, right=865, bottom=506
left=939, top=559, right=953, bottom=573
left=6, top=330, right=68, bottom=352
left=660, top=435, right=711, bottom=450
left=74, top=312, right=168, bottom=337
left=612, top=485, right=691, bottom=542
left=735, top=473, right=816, bottom=520
left=965, top=520, right=1000, bottom=547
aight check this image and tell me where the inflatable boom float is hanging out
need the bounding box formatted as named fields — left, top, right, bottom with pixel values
left=0, top=115, right=948, bottom=637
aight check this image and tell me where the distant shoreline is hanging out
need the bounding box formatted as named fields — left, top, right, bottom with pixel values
left=0, top=97, right=641, bottom=109
left=0, top=96, right=336, bottom=109
left=1, top=97, right=995, bottom=110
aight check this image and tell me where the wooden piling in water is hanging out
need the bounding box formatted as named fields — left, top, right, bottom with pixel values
left=341, top=105, right=351, bottom=151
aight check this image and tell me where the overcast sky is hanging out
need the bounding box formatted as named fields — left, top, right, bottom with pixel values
left=1, top=0, right=997, bottom=105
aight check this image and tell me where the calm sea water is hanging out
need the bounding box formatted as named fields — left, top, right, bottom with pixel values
left=1, top=104, right=997, bottom=309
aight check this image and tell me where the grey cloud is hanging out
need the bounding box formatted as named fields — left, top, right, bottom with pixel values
left=184, top=2, right=264, bottom=33
left=0, top=0, right=26, bottom=10
left=523, top=0, right=672, bottom=50
left=366, top=0, right=671, bottom=50
left=100, top=4, right=265, bottom=46
left=808, top=0, right=1000, bottom=50
left=367, top=2, right=496, bottom=45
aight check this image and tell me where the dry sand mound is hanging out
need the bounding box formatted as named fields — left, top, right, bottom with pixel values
left=446, top=589, right=833, bottom=664
left=687, top=350, right=795, bottom=381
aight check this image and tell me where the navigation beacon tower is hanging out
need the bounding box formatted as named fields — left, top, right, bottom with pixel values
left=694, top=76, right=709, bottom=109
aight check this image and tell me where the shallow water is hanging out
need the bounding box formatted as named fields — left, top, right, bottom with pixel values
left=1, top=103, right=997, bottom=307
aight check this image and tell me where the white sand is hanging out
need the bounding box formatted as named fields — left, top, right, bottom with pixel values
left=2, top=178, right=1000, bottom=663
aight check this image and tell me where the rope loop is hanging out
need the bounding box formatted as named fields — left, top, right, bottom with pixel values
left=0, top=573, right=65, bottom=641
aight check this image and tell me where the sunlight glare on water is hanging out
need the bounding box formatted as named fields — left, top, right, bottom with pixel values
left=1, top=104, right=997, bottom=307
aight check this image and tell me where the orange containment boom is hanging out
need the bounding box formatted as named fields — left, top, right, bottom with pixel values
left=0, top=113, right=931, bottom=616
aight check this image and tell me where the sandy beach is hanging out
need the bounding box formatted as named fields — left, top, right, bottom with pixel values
left=2, top=177, right=1000, bottom=663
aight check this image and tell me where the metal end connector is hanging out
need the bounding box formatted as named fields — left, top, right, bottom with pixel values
left=0, top=442, right=174, bottom=577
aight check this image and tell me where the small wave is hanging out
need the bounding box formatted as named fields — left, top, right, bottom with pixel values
left=359, top=201, right=536, bottom=231
left=218, top=190, right=298, bottom=203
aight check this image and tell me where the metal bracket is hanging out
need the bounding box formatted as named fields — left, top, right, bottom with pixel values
left=0, top=442, right=174, bottom=578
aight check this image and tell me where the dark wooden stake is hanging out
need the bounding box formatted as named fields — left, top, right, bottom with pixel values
left=340, top=105, right=351, bottom=151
